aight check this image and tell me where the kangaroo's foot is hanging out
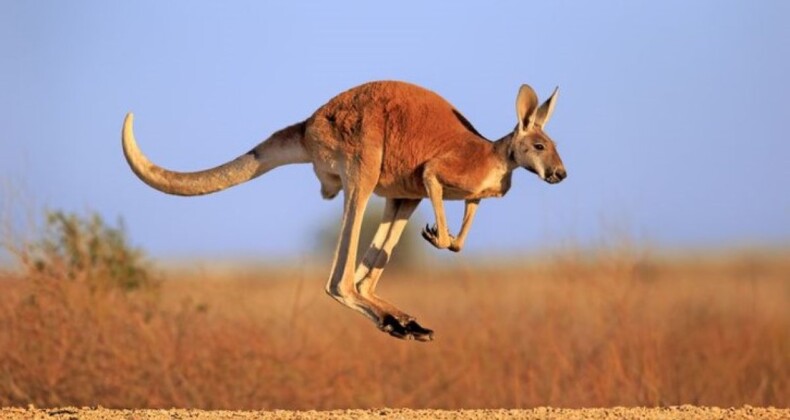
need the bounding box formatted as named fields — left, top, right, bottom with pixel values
left=404, top=319, right=434, bottom=341
left=379, top=314, right=434, bottom=342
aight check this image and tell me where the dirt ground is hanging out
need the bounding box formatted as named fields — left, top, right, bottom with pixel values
left=2, top=406, right=788, bottom=419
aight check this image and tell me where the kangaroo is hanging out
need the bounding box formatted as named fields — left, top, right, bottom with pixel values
left=122, top=81, right=566, bottom=341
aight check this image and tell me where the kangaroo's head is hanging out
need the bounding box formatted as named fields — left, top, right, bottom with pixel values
left=510, top=84, right=566, bottom=184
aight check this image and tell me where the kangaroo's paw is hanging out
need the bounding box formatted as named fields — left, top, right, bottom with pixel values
left=421, top=224, right=454, bottom=249
left=448, top=239, right=464, bottom=253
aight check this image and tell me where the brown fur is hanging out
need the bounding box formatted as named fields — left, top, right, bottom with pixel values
left=121, top=80, right=566, bottom=341
left=307, top=82, right=491, bottom=199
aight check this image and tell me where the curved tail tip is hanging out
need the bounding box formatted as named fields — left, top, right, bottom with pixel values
left=122, top=112, right=136, bottom=149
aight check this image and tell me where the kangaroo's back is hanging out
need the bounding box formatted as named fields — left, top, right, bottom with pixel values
left=307, top=81, right=482, bottom=148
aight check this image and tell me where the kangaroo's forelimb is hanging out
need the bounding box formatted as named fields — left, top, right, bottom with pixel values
left=449, top=199, right=480, bottom=253
left=421, top=167, right=454, bottom=250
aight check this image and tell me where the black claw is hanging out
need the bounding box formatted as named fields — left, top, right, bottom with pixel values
left=422, top=224, right=436, bottom=242
left=404, top=320, right=434, bottom=342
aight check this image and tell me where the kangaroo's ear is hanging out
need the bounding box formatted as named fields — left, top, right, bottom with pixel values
left=535, top=86, right=559, bottom=128
left=516, top=84, right=539, bottom=133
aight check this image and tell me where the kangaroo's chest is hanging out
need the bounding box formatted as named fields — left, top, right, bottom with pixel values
left=444, top=169, right=512, bottom=200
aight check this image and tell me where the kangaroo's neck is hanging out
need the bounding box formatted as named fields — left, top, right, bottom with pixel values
left=493, top=132, right=519, bottom=172
left=461, top=132, right=517, bottom=200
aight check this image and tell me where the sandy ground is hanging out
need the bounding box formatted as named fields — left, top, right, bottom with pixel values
left=1, top=406, right=788, bottom=419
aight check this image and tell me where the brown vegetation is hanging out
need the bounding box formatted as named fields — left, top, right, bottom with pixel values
left=3, top=406, right=790, bottom=420
left=1, top=234, right=787, bottom=409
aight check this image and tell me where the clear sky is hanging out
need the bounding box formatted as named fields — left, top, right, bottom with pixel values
left=1, top=1, right=788, bottom=260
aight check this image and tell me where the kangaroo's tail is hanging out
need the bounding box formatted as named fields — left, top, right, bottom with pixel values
left=121, top=113, right=310, bottom=196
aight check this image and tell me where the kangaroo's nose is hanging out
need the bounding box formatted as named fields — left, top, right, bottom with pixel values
left=556, top=168, right=567, bottom=180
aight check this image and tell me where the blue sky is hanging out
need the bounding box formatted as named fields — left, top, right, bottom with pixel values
left=1, top=1, right=788, bottom=260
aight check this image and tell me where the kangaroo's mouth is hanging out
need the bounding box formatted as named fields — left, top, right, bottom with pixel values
left=544, top=175, right=563, bottom=184
left=525, top=165, right=566, bottom=184
left=524, top=165, right=539, bottom=176
left=544, top=168, right=567, bottom=184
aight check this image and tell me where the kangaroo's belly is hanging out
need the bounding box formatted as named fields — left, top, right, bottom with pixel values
left=373, top=175, right=507, bottom=201
left=374, top=174, right=427, bottom=199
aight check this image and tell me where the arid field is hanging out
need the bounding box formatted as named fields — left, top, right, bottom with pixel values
left=1, top=238, right=787, bottom=411
left=2, top=405, right=789, bottom=419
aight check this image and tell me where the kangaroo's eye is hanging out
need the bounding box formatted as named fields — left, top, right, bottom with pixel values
left=534, top=143, right=545, bottom=151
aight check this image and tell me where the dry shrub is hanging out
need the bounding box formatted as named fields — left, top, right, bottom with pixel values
left=0, top=232, right=788, bottom=408
left=22, top=211, right=156, bottom=293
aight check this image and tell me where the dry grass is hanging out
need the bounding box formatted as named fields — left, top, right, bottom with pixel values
left=0, top=249, right=788, bottom=409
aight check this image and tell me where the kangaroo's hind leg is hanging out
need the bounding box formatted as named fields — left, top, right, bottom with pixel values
left=324, top=161, right=408, bottom=337
left=354, top=198, right=433, bottom=341
left=324, top=178, right=379, bottom=319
